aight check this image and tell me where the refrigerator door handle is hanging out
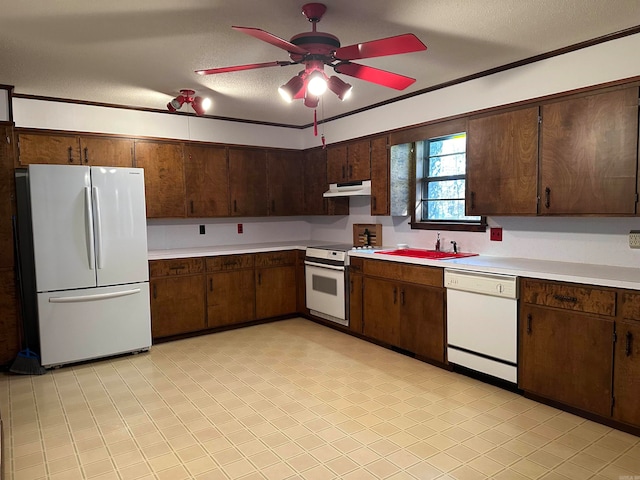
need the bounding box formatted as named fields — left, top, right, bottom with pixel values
left=48, top=288, right=142, bottom=303
left=92, top=186, right=104, bottom=269
left=84, top=186, right=96, bottom=270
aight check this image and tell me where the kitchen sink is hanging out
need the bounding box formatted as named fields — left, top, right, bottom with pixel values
left=375, top=248, right=478, bottom=260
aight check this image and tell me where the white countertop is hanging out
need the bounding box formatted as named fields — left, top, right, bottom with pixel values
left=149, top=242, right=640, bottom=290
left=147, top=241, right=325, bottom=260
left=350, top=249, right=640, bottom=290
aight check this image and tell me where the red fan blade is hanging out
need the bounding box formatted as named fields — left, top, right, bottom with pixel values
left=334, top=62, right=416, bottom=90
left=232, top=26, right=308, bottom=55
left=334, top=33, right=427, bottom=61
left=195, top=61, right=291, bottom=75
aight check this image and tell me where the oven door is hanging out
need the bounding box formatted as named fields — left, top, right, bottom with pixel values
left=304, top=260, right=347, bottom=326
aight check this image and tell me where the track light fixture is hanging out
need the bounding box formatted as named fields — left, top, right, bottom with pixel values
left=166, top=89, right=211, bottom=116
left=278, top=75, right=305, bottom=103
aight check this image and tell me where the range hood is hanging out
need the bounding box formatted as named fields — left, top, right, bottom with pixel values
left=323, top=180, right=371, bottom=197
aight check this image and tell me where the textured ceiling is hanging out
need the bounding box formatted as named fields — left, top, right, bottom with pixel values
left=1, top=1, right=639, bottom=127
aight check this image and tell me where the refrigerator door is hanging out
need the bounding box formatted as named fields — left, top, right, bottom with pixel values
left=29, top=165, right=97, bottom=292
left=90, top=167, right=149, bottom=286
left=37, top=283, right=151, bottom=367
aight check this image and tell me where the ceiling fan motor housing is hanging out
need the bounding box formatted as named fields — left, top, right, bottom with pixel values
left=289, top=32, right=340, bottom=62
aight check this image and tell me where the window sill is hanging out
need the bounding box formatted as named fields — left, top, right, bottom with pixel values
left=410, top=220, right=487, bottom=232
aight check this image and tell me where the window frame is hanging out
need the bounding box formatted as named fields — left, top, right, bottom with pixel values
left=409, top=122, right=487, bottom=232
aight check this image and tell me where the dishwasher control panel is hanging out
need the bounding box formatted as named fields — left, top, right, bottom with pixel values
left=444, top=269, right=518, bottom=299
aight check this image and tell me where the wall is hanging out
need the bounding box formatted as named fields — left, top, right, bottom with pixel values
left=10, top=33, right=640, bottom=268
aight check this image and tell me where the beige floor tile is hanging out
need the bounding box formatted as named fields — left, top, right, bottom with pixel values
left=3, top=319, right=639, bottom=480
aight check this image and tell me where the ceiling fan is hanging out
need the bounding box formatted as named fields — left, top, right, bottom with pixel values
left=195, top=3, right=427, bottom=109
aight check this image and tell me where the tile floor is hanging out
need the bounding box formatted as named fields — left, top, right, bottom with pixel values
left=1, top=318, right=639, bottom=480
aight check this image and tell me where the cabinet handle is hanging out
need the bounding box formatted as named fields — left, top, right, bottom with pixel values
left=190, top=200, right=194, bottom=214
left=153, top=284, right=157, bottom=299
left=209, top=278, right=213, bottom=292
left=526, top=313, right=532, bottom=334
left=271, top=199, right=275, bottom=214
left=553, top=294, right=578, bottom=303
left=393, top=287, right=397, bottom=304
left=233, top=200, right=237, bottom=212
left=400, top=289, right=405, bottom=306
left=544, top=187, right=551, bottom=209
left=342, top=165, right=346, bottom=179
left=470, top=191, right=476, bottom=210
left=626, top=331, right=633, bottom=357
left=350, top=279, right=354, bottom=294
left=68, top=146, right=73, bottom=163
left=372, top=197, right=377, bottom=210
left=258, top=273, right=261, bottom=285
left=83, top=147, right=89, bottom=164
left=349, top=165, right=353, bottom=178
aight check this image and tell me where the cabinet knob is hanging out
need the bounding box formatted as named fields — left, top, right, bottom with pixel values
left=68, top=146, right=73, bottom=163
left=626, top=331, right=633, bottom=357
left=544, top=187, right=551, bottom=209
left=209, top=278, right=213, bottom=292
left=84, top=147, right=89, bottom=164
left=526, top=313, right=532, bottom=334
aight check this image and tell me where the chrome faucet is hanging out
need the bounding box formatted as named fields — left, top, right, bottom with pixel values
left=451, top=240, right=458, bottom=254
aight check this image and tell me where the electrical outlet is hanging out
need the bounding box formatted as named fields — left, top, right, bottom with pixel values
left=630, top=230, right=640, bottom=249
left=199, top=225, right=205, bottom=235
left=237, top=223, right=243, bottom=234
left=490, top=227, right=503, bottom=241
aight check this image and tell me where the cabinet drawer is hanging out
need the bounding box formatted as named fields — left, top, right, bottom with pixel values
left=521, top=279, right=616, bottom=316
left=363, top=259, right=443, bottom=288
left=255, top=250, right=296, bottom=267
left=620, top=291, right=640, bottom=322
left=206, top=254, right=254, bottom=272
left=149, top=258, right=204, bottom=277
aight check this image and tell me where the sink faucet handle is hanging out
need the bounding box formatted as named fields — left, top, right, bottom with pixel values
left=451, top=240, right=457, bottom=253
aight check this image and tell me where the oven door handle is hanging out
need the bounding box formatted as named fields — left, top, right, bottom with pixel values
left=304, top=260, right=346, bottom=271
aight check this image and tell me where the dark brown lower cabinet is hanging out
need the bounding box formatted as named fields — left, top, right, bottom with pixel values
left=349, top=264, right=363, bottom=334
left=398, top=284, right=445, bottom=363
left=149, top=258, right=206, bottom=338
left=207, top=270, right=255, bottom=327
left=255, top=251, right=297, bottom=319
left=360, top=259, right=445, bottom=363
left=150, top=274, right=206, bottom=338
left=0, top=268, right=19, bottom=365
left=614, top=292, right=640, bottom=427
left=519, top=278, right=617, bottom=419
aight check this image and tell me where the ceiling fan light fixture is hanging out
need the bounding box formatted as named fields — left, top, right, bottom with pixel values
left=307, top=71, right=328, bottom=96
left=327, top=76, right=352, bottom=101
left=278, top=75, right=304, bottom=103
left=303, top=91, right=319, bottom=108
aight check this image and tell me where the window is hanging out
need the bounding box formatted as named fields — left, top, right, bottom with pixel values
left=411, top=131, right=486, bottom=231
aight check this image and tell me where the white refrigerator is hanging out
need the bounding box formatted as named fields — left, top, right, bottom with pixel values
left=16, top=165, right=151, bottom=367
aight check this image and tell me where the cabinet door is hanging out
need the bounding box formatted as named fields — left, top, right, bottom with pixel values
left=17, top=132, right=81, bottom=165
left=267, top=150, right=304, bottom=216
left=80, top=137, right=134, bottom=167
left=207, top=270, right=255, bottom=327
left=540, top=87, right=639, bottom=215
left=370, top=136, right=389, bottom=215
left=348, top=140, right=371, bottom=182
left=519, top=304, right=614, bottom=417
left=349, top=273, right=363, bottom=334
left=613, top=319, right=640, bottom=426
left=304, top=149, right=349, bottom=215
left=184, top=145, right=229, bottom=217
left=229, top=148, right=268, bottom=216
left=398, top=284, right=445, bottom=362
left=255, top=265, right=297, bottom=319
left=134, top=141, right=186, bottom=218
left=363, top=277, right=399, bottom=346
left=150, top=275, right=206, bottom=338
left=327, top=145, right=348, bottom=183
left=296, top=250, right=306, bottom=314
left=466, top=107, right=539, bottom=215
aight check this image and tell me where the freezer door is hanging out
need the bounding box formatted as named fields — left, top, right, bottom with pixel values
left=29, top=165, right=97, bottom=291
left=37, top=283, right=151, bottom=367
left=90, top=167, right=149, bottom=286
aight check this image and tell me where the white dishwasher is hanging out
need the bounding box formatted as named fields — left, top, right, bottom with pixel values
left=444, top=269, right=519, bottom=384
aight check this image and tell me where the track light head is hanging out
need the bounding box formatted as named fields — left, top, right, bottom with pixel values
left=166, top=89, right=210, bottom=116
left=278, top=75, right=305, bottom=103
left=327, top=76, right=352, bottom=101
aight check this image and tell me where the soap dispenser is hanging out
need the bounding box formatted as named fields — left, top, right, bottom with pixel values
left=435, top=232, right=441, bottom=252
